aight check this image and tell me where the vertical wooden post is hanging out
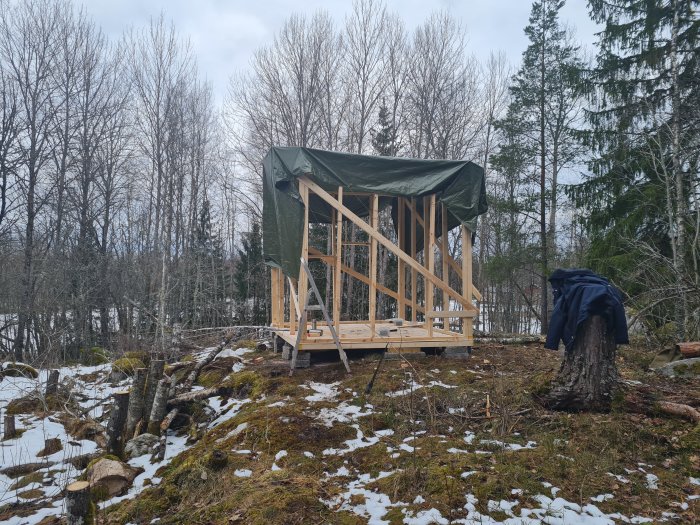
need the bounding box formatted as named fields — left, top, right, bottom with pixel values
left=289, top=278, right=298, bottom=336
left=461, top=225, right=473, bottom=342
left=441, top=205, right=449, bottom=330
left=426, top=195, right=436, bottom=337
left=270, top=267, right=280, bottom=327
left=369, top=193, right=379, bottom=334
left=334, top=187, right=344, bottom=332
left=397, top=197, right=405, bottom=320
left=410, top=198, right=418, bottom=323
left=278, top=269, right=285, bottom=328
left=298, top=180, right=310, bottom=340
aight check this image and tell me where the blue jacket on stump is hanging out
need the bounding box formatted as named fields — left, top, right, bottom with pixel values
left=545, top=269, right=629, bottom=351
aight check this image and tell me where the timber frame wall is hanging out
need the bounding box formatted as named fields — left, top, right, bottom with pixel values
left=270, top=176, right=481, bottom=351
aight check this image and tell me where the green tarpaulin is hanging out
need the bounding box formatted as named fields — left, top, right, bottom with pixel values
left=263, top=147, right=487, bottom=279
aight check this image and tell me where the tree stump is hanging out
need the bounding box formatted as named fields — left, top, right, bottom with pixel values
left=45, top=369, right=60, bottom=396
left=146, top=378, right=170, bottom=435
left=544, top=315, right=618, bottom=412
left=106, top=391, right=130, bottom=457
left=125, top=368, right=147, bottom=440
left=65, top=480, right=93, bottom=525
left=3, top=414, right=16, bottom=439
left=142, top=359, right=165, bottom=431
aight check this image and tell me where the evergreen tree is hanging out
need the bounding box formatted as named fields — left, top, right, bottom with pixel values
left=571, top=0, right=700, bottom=338
left=234, top=221, right=267, bottom=325
left=492, top=0, right=584, bottom=334
left=372, top=100, right=397, bottom=156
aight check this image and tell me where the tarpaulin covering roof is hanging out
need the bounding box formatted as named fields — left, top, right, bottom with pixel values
left=263, top=147, right=487, bottom=279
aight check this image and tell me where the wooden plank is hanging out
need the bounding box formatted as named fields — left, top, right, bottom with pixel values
left=298, top=182, right=310, bottom=340
left=369, top=194, right=379, bottom=333
left=441, top=204, right=449, bottom=324
left=425, top=310, right=478, bottom=318
left=270, top=267, right=280, bottom=326
left=334, top=187, right=343, bottom=333
left=410, top=198, right=417, bottom=322
left=397, top=197, right=405, bottom=320
left=426, top=195, right=435, bottom=337
left=288, top=277, right=299, bottom=336
left=300, top=177, right=478, bottom=312
left=462, top=225, right=474, bottom=341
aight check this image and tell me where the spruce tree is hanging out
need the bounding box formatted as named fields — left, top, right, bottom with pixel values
left=493, top=0, right=584, bottom=334
left=234, top=221, right=267, bottom=325
left=572, top=0, right=699, bottom=338
left=372, top=100, right=397, bottom=156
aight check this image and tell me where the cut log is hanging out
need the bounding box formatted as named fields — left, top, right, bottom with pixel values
left=657, top=401, right=700, bottom=423
left=106, top=391, right=130, bottom=457
left=45, top=369, right=59, bottom=396
left=543, top=315, right=618, bottom=412
left=0, top=461, right=55, bottom=477
left=86, top=458, right=141, bottom=497
left=167, top=386, right=220, bottom=407
left=677, top=342, right=700, bottom=358
left=4, top=414, right=16, bottom=439
left=142, top=359, right=165, bottom=430
left=65, top=480, right=92, bottom=525
left=146, top=378, right=171, bottom=435
left=125, top=368, right=147, bottom=440
left=180, top=331, right=236, bottom=391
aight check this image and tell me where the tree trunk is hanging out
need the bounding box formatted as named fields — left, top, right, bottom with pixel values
left=45, top=369, right=59, bottom=397
left=4, top=414, right=16, bottom=439
left=106, top=391, right=130, bottom=457
left=544, top=315, right=618, bottom=412
left=147, top=378, right=170, bottom=435
left=65, top=480, right=93, bottom=525
left=125, top=368, right=147, bottom=440
left=142, top=359, right=165, bottom=428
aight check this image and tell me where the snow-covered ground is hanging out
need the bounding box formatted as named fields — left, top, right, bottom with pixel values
left=0, top=347, right=253, bottom=525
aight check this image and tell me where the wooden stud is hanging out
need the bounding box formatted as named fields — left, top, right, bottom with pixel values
left=369, top=193, right=379, bottom=333
left=334, top=187, right=343, bottom=332
left=270, top=267, right=280, bottom=327
left=441, top=205, right=449, bottom=329
left=462, top=225, right=474, bottom=342
left=397, top=197, right=405, bottom=320
left=298, top=181, right=310, bottom=340
left=426, top=195, right=436, bottom=337
left=288, top=277, right=299, bottom=335
left=410, top=198, right=417, bottom=322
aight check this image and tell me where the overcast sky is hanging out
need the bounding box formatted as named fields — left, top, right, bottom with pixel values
left=82, top=0, right=600, bottom=105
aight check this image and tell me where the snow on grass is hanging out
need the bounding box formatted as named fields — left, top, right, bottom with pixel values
left=304, top=381, right=341, bottom=403
left=402, top=507, right=449, bottom=524
left=315, top=401, right=373, bottom=427
left=234, top=469, right=252, bottom=478
left=644, top=473, right=659, bottom=490
left=322, top=470, right=405, bottom=525
left=479, top=439, right=537, bottom=451
left=690, top=476, right=700, bottom=486
left=323, top=425, right=394, bottom=456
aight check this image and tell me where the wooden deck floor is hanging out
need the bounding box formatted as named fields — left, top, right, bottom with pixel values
left=273, top=321, right=470, bottom=351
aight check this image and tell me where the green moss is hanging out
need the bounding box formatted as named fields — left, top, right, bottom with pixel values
left=198, top=369, right=227, bottom=388
left=2, top=362, right=39, bottom=379
left=81, top=346, right=110, bottom=366
left=220, top=370, right=266, bottom=399
left=112, top=357, right=146, bottom=376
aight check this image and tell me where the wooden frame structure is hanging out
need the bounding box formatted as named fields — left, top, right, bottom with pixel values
left=270, top=176, right=481, bottom=352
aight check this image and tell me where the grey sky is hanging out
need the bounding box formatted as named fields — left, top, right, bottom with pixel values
left=83, top=0, right=599, bottom=105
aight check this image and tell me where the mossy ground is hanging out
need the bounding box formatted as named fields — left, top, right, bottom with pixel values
left=104, top=341, right=699, bottom=524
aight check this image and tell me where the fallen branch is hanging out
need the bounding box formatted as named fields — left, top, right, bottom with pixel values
left=0, top=461, right=56, bottom=477
left=657, top=401, right=700, bottom=423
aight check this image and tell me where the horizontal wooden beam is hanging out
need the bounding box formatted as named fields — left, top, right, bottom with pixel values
left=425, top=310, right=478, bottom=318
left=301, top=177, right=478, bottom=313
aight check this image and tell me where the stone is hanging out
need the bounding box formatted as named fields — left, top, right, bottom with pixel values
left=656, top=357, right=700, bottom=378
left=442, top=346, right=472, bottom=359
left=294, top=351, right=311, bottom=368
left=281, top=344, right=292, bottom=360
left=124, top=433, right=158, bottom=459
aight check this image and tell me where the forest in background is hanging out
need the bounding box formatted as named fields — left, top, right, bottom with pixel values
left=0, top=0, right=698, bottom=363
